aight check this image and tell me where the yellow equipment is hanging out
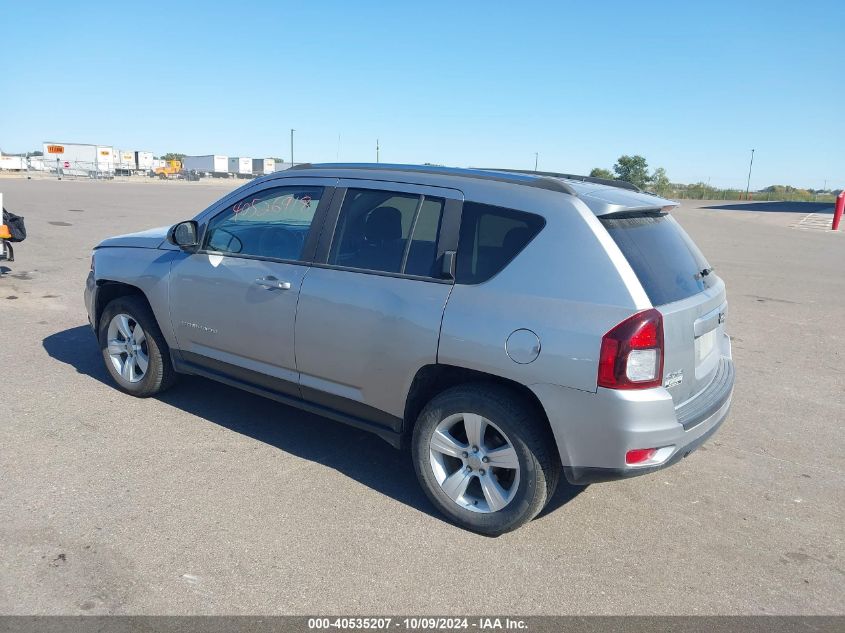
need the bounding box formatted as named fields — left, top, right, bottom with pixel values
left=153, top=159, right=182, bottom=179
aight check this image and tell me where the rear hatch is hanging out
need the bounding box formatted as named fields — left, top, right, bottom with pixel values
left=600, top=210, right=727, bottom=406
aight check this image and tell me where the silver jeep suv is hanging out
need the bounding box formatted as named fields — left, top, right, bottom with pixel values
left=85, top=164, right=734, bottom=535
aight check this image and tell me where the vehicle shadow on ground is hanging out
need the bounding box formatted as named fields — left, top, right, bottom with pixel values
left=700, top=201, right=834, bottom=214
left=43, top=326, right=585, bottom=531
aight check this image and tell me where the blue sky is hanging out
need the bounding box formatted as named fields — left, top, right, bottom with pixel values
left=2, top=1, right=843, bottom=189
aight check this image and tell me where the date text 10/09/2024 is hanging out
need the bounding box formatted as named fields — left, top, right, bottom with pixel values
left=307, top=618, right=528, bottom=630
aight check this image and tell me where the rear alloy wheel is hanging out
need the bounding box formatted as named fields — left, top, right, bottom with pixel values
left=429, top=413, right=521, bottom=513
left=412, top=384, right=559, bottom=535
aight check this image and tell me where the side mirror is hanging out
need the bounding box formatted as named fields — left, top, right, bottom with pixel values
left=167, top=220, right=198, bottom=250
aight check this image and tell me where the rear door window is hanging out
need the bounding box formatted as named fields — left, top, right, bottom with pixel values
left=404, top=197, right=445, bottom=276
left=328, top=189, right=445, bottom=277
left=455, top=202, right=545, bottom=284
left=601, top=213, right=715, bottom=306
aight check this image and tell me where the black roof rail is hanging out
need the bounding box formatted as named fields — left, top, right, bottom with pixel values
left=286, top=163, right=577, bottom=195
left=480, top=168, right=642, bottom=192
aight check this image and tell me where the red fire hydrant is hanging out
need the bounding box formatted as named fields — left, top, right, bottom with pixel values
left=834, top=191, right=845, bottom=231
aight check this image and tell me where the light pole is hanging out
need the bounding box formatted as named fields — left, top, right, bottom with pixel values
left=376, top=139, right=380, bottom=163
left=290, top=129, right=295, bottom=168
left=745, top=148, right=755, bottom=200
left=534, top=152, right=539, bottom=172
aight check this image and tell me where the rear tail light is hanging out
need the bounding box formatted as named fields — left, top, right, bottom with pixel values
left=598, top=309, right=664, bottom=389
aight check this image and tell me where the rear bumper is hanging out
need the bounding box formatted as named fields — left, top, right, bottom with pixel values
left=530, top=354, right=735, bottom=485
left=563, top=390, right=731, bottom=484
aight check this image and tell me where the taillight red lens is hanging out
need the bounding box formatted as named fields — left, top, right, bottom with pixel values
left=626, top=448, right=657, bottom=464
left=597, top=309, right=664, bottom=389
left=629, top=319, right=658, bottom=348
left=597, top=338, right=620, bottom=386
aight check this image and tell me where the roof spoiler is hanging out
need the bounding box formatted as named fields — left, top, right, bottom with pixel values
left=481, top=168, right=642, bottom=192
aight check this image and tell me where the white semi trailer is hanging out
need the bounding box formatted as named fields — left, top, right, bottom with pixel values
left=43, top=142, right=114, bottom=178
left=182, top=155, right=229, bottom=177
left=115, top=150, right=155, bottom=175
left=228, top=157, right=252, bottom=178
left=114, top=149, right=135, bottom=176
left=252, top=158, right=275, bottom=176
left=95, top=146, right=114, bottom=177
left=135, top=151, right=154, bottom=174
left=0, top=154, right=26, bottom=171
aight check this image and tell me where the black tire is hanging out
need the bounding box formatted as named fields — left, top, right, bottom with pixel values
left=98, top=295, right=177, bottom=397
left=412, top=383, right=560, bottom=536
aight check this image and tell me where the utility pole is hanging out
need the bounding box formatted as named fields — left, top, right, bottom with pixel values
left=534, top=152, right=539, bottom=172
left=745, top=148, right=755, bottom=200
left=376, top=139, right=380, bottom=163
left=290, top=129, right=295, bottom=168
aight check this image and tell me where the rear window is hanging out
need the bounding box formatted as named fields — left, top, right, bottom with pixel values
left=601, top=213, right=715, bottom=306
left=456, top=202, right=545, bottom=284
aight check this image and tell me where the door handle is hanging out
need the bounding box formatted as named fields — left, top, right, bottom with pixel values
left=254, top=277, right=291, bottom=290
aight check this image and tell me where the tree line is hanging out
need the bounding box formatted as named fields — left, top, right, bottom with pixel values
left=590, top=155, right=840, bottom=198
left=589, top=155, right=669, bottom=191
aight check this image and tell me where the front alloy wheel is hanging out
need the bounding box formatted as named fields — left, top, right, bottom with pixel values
left=98, top=295, right=177, bottom=397
left=106, top=313, right=149, bottom=383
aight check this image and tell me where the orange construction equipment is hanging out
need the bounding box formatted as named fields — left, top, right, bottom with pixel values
left=153, top=159, right=182, bottom=179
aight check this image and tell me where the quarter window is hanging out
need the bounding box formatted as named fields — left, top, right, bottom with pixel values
left=204, top=186, right=323, bottom=261
left=456, top=202, right=545, bottom=284
left=328, top=189, right=445, bottom=277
